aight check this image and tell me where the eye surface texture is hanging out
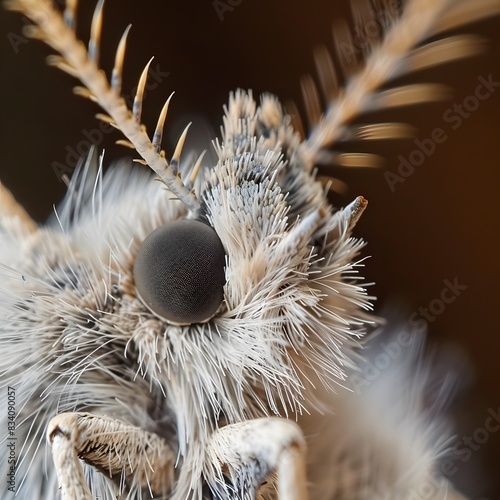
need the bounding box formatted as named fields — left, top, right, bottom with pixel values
left=133, top=219, right=226, bottom=325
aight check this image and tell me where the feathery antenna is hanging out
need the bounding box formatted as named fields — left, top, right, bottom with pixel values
left=6, top=0, right=200, bottom=212
left=299, top=0, right=500, bottom=170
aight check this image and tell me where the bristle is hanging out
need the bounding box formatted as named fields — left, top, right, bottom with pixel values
left=337, top=152, right=382, bottom=167
left=115, top=139, right=135, bottom=149
left=352, top=0, right=379, bottom=57
left=318, top=176, right=349, bottom=195
left=286, top=100, right=307, bottom=140
left=95, top=113, right=116, bottom=125
left=313, top=46, right=339, bottom=101
left=64, top=0, right=78, bottom=29
left=133, top=57, right=154, bottom=124
left=89, top=0, right=105, bottom=63
left=46, top=55, right=78, bottom=78
left=347, top=123, right=416, bottom=141
left=301, top=75, right=322, bottom=126
left=278, top=207, right=326, bottom=253
left=404, top=35, right=485, bottom=73
left=333, top=19, right=359, bottom=78
left=73, top=86, right=97, bottom=101
left=186, top=150, right=207, bottom=190
left=21, top=23, right=40, bottom=39
left=370, top=83, right=450, bottom=111
left=152, top=92, right=175, bottom=153
left=170, top=123, right=192, bottom=174
left=315, top=150, right=383, bottom=167
left=435, top=0, right=500, bottom=34
left=111, top=24, right=132, bottom=94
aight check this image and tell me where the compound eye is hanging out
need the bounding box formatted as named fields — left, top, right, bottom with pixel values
left=133, top=220, right=226, bottom=325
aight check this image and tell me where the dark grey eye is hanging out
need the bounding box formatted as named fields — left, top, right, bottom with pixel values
left=134, top=220, right=226, bottom=325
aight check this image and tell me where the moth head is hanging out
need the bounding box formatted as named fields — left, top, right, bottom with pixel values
left=133, top=219, right=226, bottom=325
left=120, top=91, right=372, bottom=429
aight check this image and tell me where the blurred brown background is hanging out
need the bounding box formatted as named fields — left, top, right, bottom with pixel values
left=1, top=0, right=499, bottom=497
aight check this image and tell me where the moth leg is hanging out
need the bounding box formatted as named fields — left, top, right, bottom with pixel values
left=207, top=417, right=308, bottom=500
left=47, top=412, right=175, bottom=499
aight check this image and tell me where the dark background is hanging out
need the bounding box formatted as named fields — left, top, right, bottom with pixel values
left=1, top=0, right=499, bottom=497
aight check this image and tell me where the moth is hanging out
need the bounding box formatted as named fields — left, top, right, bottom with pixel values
left=1, top=0, right=499, bottom=498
